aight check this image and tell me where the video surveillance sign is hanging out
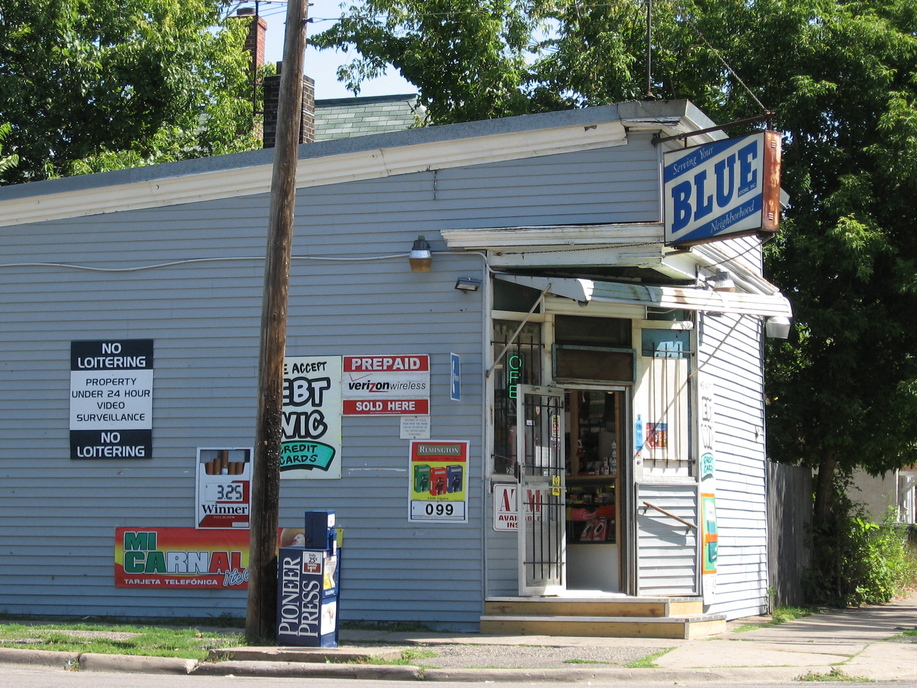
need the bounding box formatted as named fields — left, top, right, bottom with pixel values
left=70, top=339, right=154, bottom=460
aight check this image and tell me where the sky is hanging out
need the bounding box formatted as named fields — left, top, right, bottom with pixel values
left=237, top=0, right=414, bottom=100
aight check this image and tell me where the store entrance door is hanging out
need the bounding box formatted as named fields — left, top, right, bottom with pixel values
left=565, top=388, right=624, bottom=592
left=516, top=385, right=566, bottom=596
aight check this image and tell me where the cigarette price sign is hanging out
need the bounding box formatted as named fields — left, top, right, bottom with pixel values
left=195, top=448, right=252, bottom=529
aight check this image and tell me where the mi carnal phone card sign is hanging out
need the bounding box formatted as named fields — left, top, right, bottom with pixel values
left=70, top=339, right=153, bottom=460
left=115, top=527, right=249, bottom=589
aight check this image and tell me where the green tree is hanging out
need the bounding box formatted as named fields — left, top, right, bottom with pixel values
left=0, top=123, right=18, bottom=175
left=0, top=0, right=261, bottom=183
left=313, top=0, right=538, bottom=123
left=316, top=0, right=917, bottom=532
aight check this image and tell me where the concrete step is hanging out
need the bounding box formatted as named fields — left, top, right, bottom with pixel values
left=479, top=613, right=727, bottom=640
left=484, top=596, right=704, bottom=619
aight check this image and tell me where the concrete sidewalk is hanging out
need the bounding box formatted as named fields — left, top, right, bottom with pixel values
left=1, top=591, right=915, bottom=682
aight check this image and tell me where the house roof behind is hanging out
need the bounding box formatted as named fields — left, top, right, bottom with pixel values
left=314, top=94, right=421, bottom=141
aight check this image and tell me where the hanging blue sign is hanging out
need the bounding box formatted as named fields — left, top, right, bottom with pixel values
left=664, top=131, right=782, bottom=247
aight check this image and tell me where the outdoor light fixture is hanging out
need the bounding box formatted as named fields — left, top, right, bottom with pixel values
left=712, top=270, right=737, bottom=292
left=765, top=316, right=792, bottom=339
left=409, top=235, right=432, bottom=272
left=455, top=277, right=482, bottom=292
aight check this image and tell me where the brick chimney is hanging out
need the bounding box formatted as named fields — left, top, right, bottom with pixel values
left=263, top=63, right=316, bottom=148
left=237, top=8, right=267, bottom=71
left=234, top=8, right=268, bottom=141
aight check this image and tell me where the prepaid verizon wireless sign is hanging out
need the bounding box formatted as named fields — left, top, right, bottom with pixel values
left=664, top=131, right=782, bottom=246
left=70, top=339, right=153, bottom=460
left=342, top=355, right=430, bottom=415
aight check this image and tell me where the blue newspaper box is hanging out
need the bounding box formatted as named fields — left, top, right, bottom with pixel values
left=276, top=511, right=340, bottom=647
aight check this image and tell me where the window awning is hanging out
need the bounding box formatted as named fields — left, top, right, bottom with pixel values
left=495, top=274, right=792, bottom=318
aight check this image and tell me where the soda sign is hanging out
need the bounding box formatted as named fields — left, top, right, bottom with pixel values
left=664, top=131, right=782, bottom=247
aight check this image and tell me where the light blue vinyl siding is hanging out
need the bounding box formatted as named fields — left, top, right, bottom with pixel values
left=0, top=137, right=660, bottom=628
left=636, top=484, right=699, bottom=596
left=697, top=275, right=769, bottom=619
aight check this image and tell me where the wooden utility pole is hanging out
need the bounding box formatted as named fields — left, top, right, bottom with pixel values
left=245, top=0, right=309, bottom=643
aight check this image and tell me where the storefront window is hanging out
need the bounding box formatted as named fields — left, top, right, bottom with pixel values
left=491, top=320, right=542, bottom=475
left=639, top=328, right=694, bottom=476
left=554, top=315, right=634, bottom=384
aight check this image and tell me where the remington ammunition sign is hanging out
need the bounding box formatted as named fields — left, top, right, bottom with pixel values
left=70, top=339, right=154, bottom=460
left=282, top=356, right=343, bottom=479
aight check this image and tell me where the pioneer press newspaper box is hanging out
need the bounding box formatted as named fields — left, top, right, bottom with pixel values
left=276, top=510, right=340, bottom=646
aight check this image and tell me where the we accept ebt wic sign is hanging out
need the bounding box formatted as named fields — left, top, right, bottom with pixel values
left=664, top=131, right=782, bottom=247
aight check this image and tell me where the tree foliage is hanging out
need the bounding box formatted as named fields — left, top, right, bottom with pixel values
left=313, top=0, right=540, bottom=123
left=316, top=0, right=917, bottom=525
left=0, top=0, right=262, bottom=183
left=0, top=123, right=18, bottom=175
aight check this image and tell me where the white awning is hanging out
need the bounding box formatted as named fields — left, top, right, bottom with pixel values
left=495, top=274, right=792, bottom=318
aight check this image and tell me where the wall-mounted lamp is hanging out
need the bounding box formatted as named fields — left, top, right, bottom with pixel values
left=455, top=277, right=482, bottom=292
left=409, top=235, right=432, bottom=272
left=765, top=316, right=792, bottom=339
left=713, top=271, right=737, bottom=292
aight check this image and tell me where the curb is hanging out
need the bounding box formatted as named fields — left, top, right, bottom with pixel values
left=0, top=647, right=871, bottom=683
left=79, top=653, right=197, bottom=675
left=192, top=659, right=422, bottom=680
left=0, top=647, right=79, bottom=669
left=402, top=666, right=821, bottom=684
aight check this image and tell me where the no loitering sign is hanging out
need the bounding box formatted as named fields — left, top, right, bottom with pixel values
left=70, top=339, right=154, bottom=459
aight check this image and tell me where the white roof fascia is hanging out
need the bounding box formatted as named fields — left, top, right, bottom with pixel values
left=494, top=273, right=793, bottom=318
left=487, top=246, right=668, bottom=270
left=0, top=116, right=627, bottom=229
left=441, top=222, right=664, bottom=249
left=617, top=99, right=728, bottom=147
left=442, top=222, right=697, bottom=278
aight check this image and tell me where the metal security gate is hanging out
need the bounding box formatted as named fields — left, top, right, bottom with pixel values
left=516, top=385, right=566, bottom=595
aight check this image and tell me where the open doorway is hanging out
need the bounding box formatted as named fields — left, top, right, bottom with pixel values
left=565, top=389, right=625, bottom=592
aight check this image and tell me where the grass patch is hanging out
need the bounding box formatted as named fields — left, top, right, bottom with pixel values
left=624, top=648, right=672, bottom=668
left=0, top=613, right=244, bottom=628
left=796, top=668, right=869, bottom=682
left=887, top=626, right=917, bottom=642
left=772, top=606, right=816, bottom=624
left=563, top=658, right=614, bottom=665
left=364, top=648, right=437, bottom=665
left=735, top=606, right=816, bottom=632
left=0, top=622, right=241, bottom=660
